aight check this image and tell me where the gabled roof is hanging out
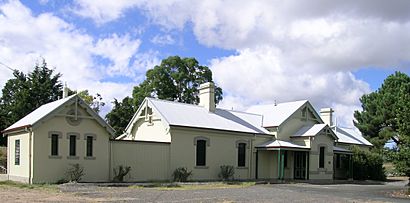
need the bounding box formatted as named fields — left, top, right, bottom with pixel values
left=293, top=124, right=327, bottom=137
left=126, top=98, right=270, bottom=135
left=332, top=126, right=373, bottom=146
left=256, top=140, right=310, bottom=150
left=3, top=95, right=76, bottom=133
left=247, top=100, right=313, bottom=127
left=292, top=124, right=337, bottom=140
left=3, top=95, right=115, bottom=136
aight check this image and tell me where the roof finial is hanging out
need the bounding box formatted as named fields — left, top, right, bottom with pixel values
left=63, top=82, right=68, bottom=99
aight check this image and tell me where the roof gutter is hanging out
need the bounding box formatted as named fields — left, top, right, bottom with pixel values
left=1, top=125, right=32, bottom=135
left=169, top=124, right=272, bottom=136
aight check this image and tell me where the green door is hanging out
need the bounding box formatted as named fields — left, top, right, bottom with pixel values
left=294, top=151, right=307, bottom=179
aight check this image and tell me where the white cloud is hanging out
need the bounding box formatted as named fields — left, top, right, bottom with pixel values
left=150, top=34, right=175, bottom=46
left=4, top=0, right=410, bottom=126
left=71, top=0, right=141, bottom=24
left=113, top=0, right=407, bottom=126
left=0, top=1, right=158, bottom=117
left=93, top=34, right=141, bottom=77
left=211, top=46, right=371, bottom=127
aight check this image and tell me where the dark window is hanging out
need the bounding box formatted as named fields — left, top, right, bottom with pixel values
left=51, top=134, right=59, bottom=156
left=284, top=151, right=288, bottom=168
left=196, top=140, right=206, bottom=166
left=336, top=154, right=341, bottom=169
left=238, top=143, right=246, bottom=167
left=319, top=147, right=325, bottom=168
left=86, top=136, right=93, bottom=157
left=69, top=135, right=76, bottom=156
left=15, top=140, right=20, bottom=165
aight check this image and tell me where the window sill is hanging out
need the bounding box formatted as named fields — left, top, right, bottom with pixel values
left=236, top=166, right=248, bottom=169
left=49, top=155, right=62, bottom=159
left=194, top=166, right=209, bottom=169
left=84, top=156, right=96, bottom=160
left=67, top=156, right=79, bottom=160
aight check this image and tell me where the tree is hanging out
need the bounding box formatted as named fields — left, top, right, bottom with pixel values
left=354, top=71, right=410, bottom=181
left=132, top=56, right=223, bottom=107
left=0, top=60, right=63, bottom=145
left=105, top=97, right=136, bottom=136
left=69, top=90, right=105, bottom=113
left=106, top=56, right=223, bottom=137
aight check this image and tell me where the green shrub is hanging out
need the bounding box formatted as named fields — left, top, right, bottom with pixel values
left=113, top=165, right=131, bottom=182
left=0, top=148, right=6, bottom=169
left=352, top=147, right=386, bottom=181
left=66, top=163, right=84, bottom=182
left=218, top=165, right=235, bottom=181
left=172, top=167, right=192, bottom=182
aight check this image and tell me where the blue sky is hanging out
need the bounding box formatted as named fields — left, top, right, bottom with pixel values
left=0, top=0, right=409, bottom=127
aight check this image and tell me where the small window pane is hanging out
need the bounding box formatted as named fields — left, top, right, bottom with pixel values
left=196, top=140, right=206, bottom=166
left=238, top=143, right=246, bottom=167
left=69, top=135, right=76, bottom=156
left=51, top=134, right=59, bottom=156
left=284, top=151, right=288, bottom=168
left=86, top=136, right=93, bottom=157
left=15, top=140, right=20, bottom=165
left=319, top=147, right=325, bottom=168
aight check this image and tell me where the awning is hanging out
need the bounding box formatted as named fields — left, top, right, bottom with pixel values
left=333, top=146, right=353, bottom=154
left=256, top=140, right=310, bottom=151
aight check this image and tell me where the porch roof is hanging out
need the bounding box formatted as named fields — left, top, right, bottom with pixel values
left=256, top=140, right=310, bottom=151
left=333, top=146, right=352, bottom=154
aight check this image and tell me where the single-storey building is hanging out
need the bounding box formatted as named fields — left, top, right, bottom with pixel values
left=2, top=82, right=372, bottom=183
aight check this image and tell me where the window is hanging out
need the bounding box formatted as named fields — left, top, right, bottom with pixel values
left=51, top=134, right=59, bottom=156
left=86, top=136, right=93, bottom=157
left=284, top=151, right=288, bottom=168
left=319, top=146, right=325, bottom=168
left=69, top=135, right=76, bottom=156
left=336, top=154, right=341, bottom=169
left=238, top=143, right=246, bottom=167
left=15, top=140, right=20, bottom=165
left=196, top=140, right=206, bottom=166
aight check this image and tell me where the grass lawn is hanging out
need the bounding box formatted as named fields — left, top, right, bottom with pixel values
left=129, top=181, right=256, bottom=190
left=0, top=180, right=58, bottom=192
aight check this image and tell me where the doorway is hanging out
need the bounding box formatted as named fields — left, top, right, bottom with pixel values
left=294, top=151, right=307, bottom=179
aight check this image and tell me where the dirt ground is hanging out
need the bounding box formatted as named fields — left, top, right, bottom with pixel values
left=0, top=186, right=89, bottom=202
left=0, top=178, right=408, bottom=202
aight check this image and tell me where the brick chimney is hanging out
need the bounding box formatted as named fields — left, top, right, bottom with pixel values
left=199, top=82, right=216, bottom=112
left=320, top=108, right=334, bottom=126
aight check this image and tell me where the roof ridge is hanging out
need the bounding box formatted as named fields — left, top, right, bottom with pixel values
left=147, top=97, right=206, bottom=109
left=220, top=108, right=264, bottom=117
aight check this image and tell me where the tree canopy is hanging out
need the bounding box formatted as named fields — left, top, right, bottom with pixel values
left=354, top=71, right=410, bottom=178
left=0, top=61, right=63, bottom=145
left=106, top=56, right=223, bottom=136
left=68, top=89, right=105, bottom=113
left=105, top=97, right=136, bottom=135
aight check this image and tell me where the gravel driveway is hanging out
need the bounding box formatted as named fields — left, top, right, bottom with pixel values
left=57, top=180, right=409, bottom=203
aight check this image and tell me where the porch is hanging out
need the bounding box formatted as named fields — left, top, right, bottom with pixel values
left=333, top=146, right=353, bottom=180
left=255, top=140, right=310, bottom=180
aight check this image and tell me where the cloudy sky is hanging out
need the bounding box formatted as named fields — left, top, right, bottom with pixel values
left=0, top=0, right=409, bottom=127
